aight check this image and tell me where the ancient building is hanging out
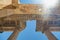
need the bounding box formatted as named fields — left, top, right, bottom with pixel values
left=0, top=0, right=60, bottom=40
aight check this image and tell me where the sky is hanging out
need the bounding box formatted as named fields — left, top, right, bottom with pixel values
left=0, top=0, right=60, bottom=40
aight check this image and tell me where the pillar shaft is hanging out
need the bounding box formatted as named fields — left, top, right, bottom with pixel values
left=45, top=30, right=57, bottom=40
left=8, top=29, right=20, bottom=40
left=8, top=21, right=26, bottom=40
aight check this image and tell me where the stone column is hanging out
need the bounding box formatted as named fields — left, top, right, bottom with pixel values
left=8, top=29, right=20, bottom=40
left=8, top=21, right=26, bottom=40
left=44, top=30, right=57, bottom=40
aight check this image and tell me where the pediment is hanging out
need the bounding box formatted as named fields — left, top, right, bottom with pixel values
left=0, top=0, right=12, bottom=9
left=3, top=5, right=16, bottom=9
